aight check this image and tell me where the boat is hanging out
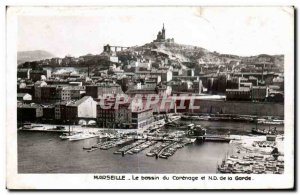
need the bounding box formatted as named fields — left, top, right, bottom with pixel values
left=181, top=115, right=189, bottom=120
left=165, top=123, right=178, bottom=127
left=238, top=161, right=250, bottom=166
left=182, top=115, right=200, bottom=121
left=50, top=126, right=66, bottom=131
left=165, top=115, right=181, bottom=124
left=159, top=155, right=168, bottom=159
left=218, top=168, right=231, bottom=173
left=251, top=128, right=275, bottom=135
left=187, top=124, right=195, bottom=130
left=198, top=116, right=210, bottom=121
left=163, top=152, right=173, bottom=157
left=98, top=133, right=109, bottom=139
left=59, top=134, right=72, bottom=140
left=82, top=146, right=92, bottom=150
left=107, top=134, right=119, bottom=140
left=230, top=155, right=239, bottom=159
left=146, top=152, right=155, bottom=157
left=22, top=123, right=33, bottom=130
left=217, top=165, right=232, bottom=173
left=68, top=133, right=98, bottom=141
left=87, top=148, right=98, bottom=152
left=59, top=123, right=77, bottom=140
left=187, top=125, right=206, bottom=138
left=251, top=119, right=278, bottom=135
left=232, top=169, right=244, bottom=174
left=189, top=138, right=196, bottom=143
left=59, top=132, right=79, bottom=140
left=258, top=119, right=284, bottom=125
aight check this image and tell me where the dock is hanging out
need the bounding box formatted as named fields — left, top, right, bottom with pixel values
left=19, top=128, right=69, bottom=133
left=203, top=135, right=232, bottom=142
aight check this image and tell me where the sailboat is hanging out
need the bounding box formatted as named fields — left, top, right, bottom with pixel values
left=59, top=122, right=77, bottom=140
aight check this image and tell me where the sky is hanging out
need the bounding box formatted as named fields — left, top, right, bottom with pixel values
left=17, top=7, right=294, bottom=57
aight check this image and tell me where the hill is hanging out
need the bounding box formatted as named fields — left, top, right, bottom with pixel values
left=118, top=41, right=284, bottom=70
left=17, top=50, right=55, bottom=65
left=17, top=42, right=284, bottom=71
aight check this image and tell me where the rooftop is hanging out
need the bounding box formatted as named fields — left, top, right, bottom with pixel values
left=18, top=103, right=41, bottom=109
left=68, top=96, right=93, bottom=107
left=87, top=82, right=121, bottom=88
left=252, top=86, right=267, bottom=89
left=126, top=88, right=157, bottom=94
left=226, top=87, right=250, bottom=92
left=17, top=93, right=31, bottom=98
left=62, top=86, right=85, bottom=90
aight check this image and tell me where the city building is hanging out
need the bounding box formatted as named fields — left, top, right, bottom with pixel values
left=226, top=87, right=251, bottom=101
left=17, top=103, right=43, bottom=122
left=183, top=68, right=195, bottom=77
left=267, top=92, right=284, bottom=102
left=54, top=101, right=69, bottom=121
left=226, top=77, right=240, bottom=89
left=40, top=85, right=63, bottom=101
left=171, top=80, right=203, bottom=95
left=42, top=105, right=55, bottom=122
left=193, top=80, right=203, bottom=94
left=61, top=86, right=85, bottom=100
left=97, top=101, right=154, bottom=129
left=131, top=107, right=154, bottom=129
left=248, top=76, right=258, bottom=86
left=34, top=81, right=47, bottom=100
left=125, top=88, right=159, bottom=98
left=125, top=84, right=171, bottom=98
left=50, top=58, right=62, bottom=66
left=29, top=69, right=51, bottom=82
left=17, top=69, right=30, bottom=79
left=17, top=93, right=32, bottom=102
left=272, top=76, right=284, bottom=90
left=135, top=69, right=172, bottom=83
left=172, top=68, right=183, bottom=76
left=66, top=96, right=97, bottom=122
left=18, top=83, right=34, bottom=96
left=97, top=100, right=117, bottom=128
left=252, top=86, right=268, bottom=101
left=86, top=82, right=123, bottom=99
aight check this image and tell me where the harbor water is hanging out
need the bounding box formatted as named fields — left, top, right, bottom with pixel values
left=18, top=120, right=284, bottom=173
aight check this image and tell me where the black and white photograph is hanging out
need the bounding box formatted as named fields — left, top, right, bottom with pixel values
left=6, top=5, right=295, bottom=190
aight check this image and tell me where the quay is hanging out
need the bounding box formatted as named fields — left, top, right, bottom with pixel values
left=18, top=126, right=69, bottom=133
left=18, top=123, right=139, bottom=133
left=132, top=136, right=233, bottom=143
left=203, top=135, right=233, bottom=143
left=19, top=129, right=68, bottom=133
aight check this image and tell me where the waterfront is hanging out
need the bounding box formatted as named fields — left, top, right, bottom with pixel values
left=18, top=119, right=284, bottom=173
left=164, top=120, right=284, bottom=135
left=18, top=131, right=232, bottom=173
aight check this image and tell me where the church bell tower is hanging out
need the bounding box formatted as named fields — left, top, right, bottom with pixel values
left=162, top=23, right=165, bottom=40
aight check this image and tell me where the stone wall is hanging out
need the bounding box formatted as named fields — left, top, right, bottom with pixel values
left=176, top=99, right=284, bottom=117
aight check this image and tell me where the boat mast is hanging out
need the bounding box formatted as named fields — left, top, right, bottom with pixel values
left=255, top=117, right=258, bottom=130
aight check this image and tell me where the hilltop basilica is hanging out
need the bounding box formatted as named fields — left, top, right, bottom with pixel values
left=153, top=24, right=175, bottom=43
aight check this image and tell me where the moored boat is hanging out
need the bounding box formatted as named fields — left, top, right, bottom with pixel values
left=159, top=155, right=168, bottom=159
left=68, top=133, right=98, bottom=141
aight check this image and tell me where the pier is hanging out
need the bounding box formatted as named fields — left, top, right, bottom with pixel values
left=203, top=135, right=233, bottom=143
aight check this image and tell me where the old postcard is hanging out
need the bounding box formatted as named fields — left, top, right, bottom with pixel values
left=6, top=6, right=294, bottom=190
